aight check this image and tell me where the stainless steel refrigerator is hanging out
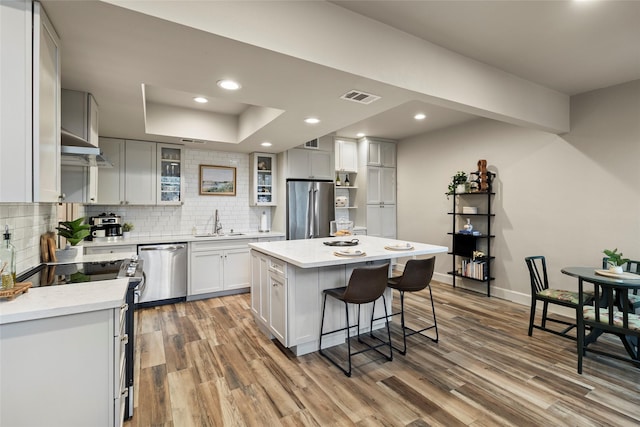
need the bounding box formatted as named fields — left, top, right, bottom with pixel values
left=286, top=179, right=335, bottom=239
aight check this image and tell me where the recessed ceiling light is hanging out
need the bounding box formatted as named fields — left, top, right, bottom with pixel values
left=356, top=132, right=365, bottom=138
left=217, top=79, right=241, bottom=90
left=193, top=97, right=208, bottom=103
left=414, top=113, right=427, bottom=120
left=261, top=142, right=272, bottom=147
left=304, top=117, right=320, bottom=124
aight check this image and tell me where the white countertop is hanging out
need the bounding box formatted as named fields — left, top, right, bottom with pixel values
left=0, top=278, right=129, bottom=325
left=82, top=231, right=285, bottom=247
left=249, top=235, right=448, bottom=268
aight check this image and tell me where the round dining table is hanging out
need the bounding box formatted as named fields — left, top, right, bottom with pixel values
left=561, top=266, right=640, bottom=364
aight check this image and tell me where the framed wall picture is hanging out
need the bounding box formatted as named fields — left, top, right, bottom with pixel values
left=199, top=165, right=236, bottom=196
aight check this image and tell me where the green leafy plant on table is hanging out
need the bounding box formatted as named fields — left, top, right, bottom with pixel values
left=122, top=223, right=134, bottom=232
left=603, top=248, right=630, bottom=272
left=56, top=217, right=91, bottom=246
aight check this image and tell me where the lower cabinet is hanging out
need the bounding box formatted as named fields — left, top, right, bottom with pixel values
left=0, top=303, right=127, bottom=427
left=268, top=258, right=288, bottom=343
left=251, top=251, right=288, bottom=345
left=188, top=240, right=252, bottom=297
left=85, top=244, right=138, bottom=256
left=250, top=250, right=391, bottom=355
left=366, top=204, right=396, bottom=238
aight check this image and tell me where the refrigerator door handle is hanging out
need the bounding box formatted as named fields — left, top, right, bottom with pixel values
left=307, top=187, right=314, bottom=238
left=312, top=188, right=319, bottom=238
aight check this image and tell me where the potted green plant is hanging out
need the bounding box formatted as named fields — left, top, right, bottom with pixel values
left=122, top=223, right=134, bottom=238
left=447, top=171, right=468, bottom=195
left=56, top=217, right=91, bottom=246
left=55, top=217, right=91, bottom=261
left=603, top=248, right=630, bottom=274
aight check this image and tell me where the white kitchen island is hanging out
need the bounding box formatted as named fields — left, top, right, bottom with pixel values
left=248, top=235, right=447, bottom=356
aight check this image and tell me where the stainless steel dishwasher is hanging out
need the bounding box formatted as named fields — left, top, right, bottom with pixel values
left=137, top=243, right=187, bottom=306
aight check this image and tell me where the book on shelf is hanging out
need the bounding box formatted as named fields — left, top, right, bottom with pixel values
left=461, top=258, right=488, bottom=280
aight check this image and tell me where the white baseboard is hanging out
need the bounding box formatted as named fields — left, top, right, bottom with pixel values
left=432, top=272, right=574, bottom=318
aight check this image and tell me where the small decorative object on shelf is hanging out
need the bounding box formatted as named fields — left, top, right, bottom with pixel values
left=335, top=172, right=341, bottom=186
left=468, top=159, right=493, bottom=193
left=447, top=171, right=468, bottom=196
left=344, top=174, right=350, bottom=186
left=462, top=218, right=473, bottom=233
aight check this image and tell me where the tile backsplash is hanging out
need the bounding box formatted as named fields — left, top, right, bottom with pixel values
left=86, top=147, right=272, bottom=238
left=0, top=203, right=57, bottom=273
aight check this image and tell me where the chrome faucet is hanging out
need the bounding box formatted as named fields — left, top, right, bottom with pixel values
left=213, top=209, right=223, bottom=235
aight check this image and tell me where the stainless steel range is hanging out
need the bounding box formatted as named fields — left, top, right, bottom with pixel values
left=16, top=257, right=144, bottom=421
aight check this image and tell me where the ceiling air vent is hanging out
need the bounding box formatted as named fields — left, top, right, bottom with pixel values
left=340, top=90, right=381, bottom=105
left=181, top=138, right=205, bottom=144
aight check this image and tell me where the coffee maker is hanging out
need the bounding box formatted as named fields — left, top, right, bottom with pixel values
left=89, top=213, right=123, bottom=241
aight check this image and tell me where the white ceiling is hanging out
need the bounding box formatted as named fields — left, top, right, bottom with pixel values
left=42, top=0, right=640, bottom=153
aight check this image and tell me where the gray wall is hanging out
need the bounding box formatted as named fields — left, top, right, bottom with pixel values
left=397, top=80, right=640, bottom=305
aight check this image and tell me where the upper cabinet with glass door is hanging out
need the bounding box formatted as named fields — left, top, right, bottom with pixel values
left=157, top=144, right=184, bottom=205
left=250, top=153, right=276, bottom=206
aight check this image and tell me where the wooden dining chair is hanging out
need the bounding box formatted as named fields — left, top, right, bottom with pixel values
left=576, top=277, right=640, bottom=373
left=602, top=258, right=640, bottom=311
left=525, top=256, right=592, bottom=339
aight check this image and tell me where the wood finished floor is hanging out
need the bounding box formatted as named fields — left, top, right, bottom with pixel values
left=125, top=281, right=640, bottom=427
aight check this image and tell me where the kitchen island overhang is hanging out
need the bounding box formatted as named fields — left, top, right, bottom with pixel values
left=248, top=235, right=448, bottom=356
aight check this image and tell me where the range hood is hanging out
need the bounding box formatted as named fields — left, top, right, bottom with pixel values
left=61, top=132, right=112, bottom=168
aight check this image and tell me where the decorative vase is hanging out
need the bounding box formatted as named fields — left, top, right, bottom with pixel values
left=123, top=231, right=131, bottom=239
left=609, top=266, right=623, bottom=274
left=456, top=184, right=466, bottom=194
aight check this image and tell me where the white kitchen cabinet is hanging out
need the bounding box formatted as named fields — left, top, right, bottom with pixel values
left=366, top=204, right=397, bottom=239
left=0, top=1, right=32, bottom=201
left=251, top=252, right=270, bottom=325
left=190, top=249, right=224, bottom=294
left=249, top=152, right=276, bottom=206
left=125, top=140, right=156, bottom=204
left=269, top=267, right=287, bottom=344
left=0, top=302, right=127, bottom=427
left=335, top=138, right=358, bottom=172
left=251, top=251, right=288, bottom=346
left=354, top=138, right=397, bottom=239
left=188, top=240, right=252, bottom=297
left=34, top=2, right=62, bottom=202
left=366, top=166, right=396, bottom=204
left=97, top=137, right=124, bottom=204
left=286, top=148, right=333, bottom=180
left=61, top=165, right=98, bottom=203
left=85, top=245, right=138, bottom=255
left=1, top=2, right=62, bottom=202
left=61, top=89, right=99, bottom=147
left=364, top=138, right=396, bottom=167
left=250, top=249, right=391, bottom=355
left=157, top=144, right=183, bottom=205
left=98, top=138, right=156, bottom=205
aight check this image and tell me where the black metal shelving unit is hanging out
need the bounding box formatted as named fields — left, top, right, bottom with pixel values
left=447, top=174, right=495, bottom=297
